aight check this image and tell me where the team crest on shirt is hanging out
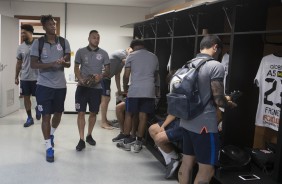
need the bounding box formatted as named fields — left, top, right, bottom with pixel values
left=96, top=54, right=102, bottom=60
left=57, top=44, right=63, bottom=51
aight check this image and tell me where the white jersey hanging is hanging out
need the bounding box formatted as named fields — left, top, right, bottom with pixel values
left=254, top=54, right=282, bottom=131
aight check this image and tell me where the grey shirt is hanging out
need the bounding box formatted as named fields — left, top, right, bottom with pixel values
left=30, top=36, right=71, bottom=89
left=108, top=49, right=127, bottom=78
left=180, top=54, right=225, bottom=134
left=125, top=49, right=159, bottom=98
left=16, top=41, right=38, bottom=81
left=75, top=46, right=110, bottom=88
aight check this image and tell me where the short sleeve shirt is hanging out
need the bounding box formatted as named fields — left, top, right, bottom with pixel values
left=30, top=36, right=71, bottom=89
left=16, top=41, right=38, bottom=81
left=75, top=46, right=110, bottom=88
left=108, top=49, right=127, bottom=78
left=125, top=49, right=159, bottom=98
left=180, top=53, right=225, bottom=134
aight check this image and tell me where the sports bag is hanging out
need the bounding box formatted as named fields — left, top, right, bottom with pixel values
left=166, top=58, right=211, bottom=120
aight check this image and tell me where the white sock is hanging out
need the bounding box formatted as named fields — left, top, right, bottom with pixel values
left=168, top=150, right=178, bottom=160
left=51, top=127, right=56, bottom=135
left=45, top=139, right=52, bottom=150
left=158, top=147, right=171, bottom=165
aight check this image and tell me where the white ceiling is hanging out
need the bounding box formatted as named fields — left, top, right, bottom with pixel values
left=12, top=0, right=172, bottom=8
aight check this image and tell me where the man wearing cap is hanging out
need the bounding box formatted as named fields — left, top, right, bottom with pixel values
left=15, top=24, right=41, bottom=127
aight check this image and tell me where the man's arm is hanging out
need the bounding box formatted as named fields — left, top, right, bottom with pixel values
left=154, top=70, right=160, bottom=97
left=211, top=79, right=237, bottom=108
left=74, top=63, right=84, bottom=84
left=15, top=60, right=22, bottom=85
left=102, top=64, right=110, bottom=78
left=30, top=56, right=61, bottom=69
left=115, top=72, right=122, bottom=94
left=160, top=114, right=176, bottom=130
left=123, top=67, right=131, bottom=92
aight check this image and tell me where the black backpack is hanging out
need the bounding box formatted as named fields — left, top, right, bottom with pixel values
left=38, top=36, right=66, bottom=60
left=166, top=58, right=211, bottom=120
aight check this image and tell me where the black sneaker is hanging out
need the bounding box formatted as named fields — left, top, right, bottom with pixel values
left=76, top=139, right=85, bottom=151
left=86, top=135, right=96, bottom=146
left=116, top=136, right=136, bottom=151
left=165, top=158, right=180, bottom=179
left=112, top=133, right=127, bottom=142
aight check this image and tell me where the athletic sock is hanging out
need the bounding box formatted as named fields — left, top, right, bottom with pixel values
left=51, top=127, right=56, bottom=135
left=168, top=150, right=178, bottom=160
left=158, top=147, right=171, bottom=165
left=45, top=139, right=52, bottom=150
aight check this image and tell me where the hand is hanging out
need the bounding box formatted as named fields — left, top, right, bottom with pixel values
left=94, top=74, right=102, bottom=83
left=15, top=78, right=19, bottom=85
left=228, top=101, right=237, bottom=108
left=160, top=126, right=165, bottom=132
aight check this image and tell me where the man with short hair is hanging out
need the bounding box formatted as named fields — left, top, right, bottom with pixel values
left=74, top=30, right=110, bottom=151
left=15, top=24, right=40, bottom=127
left=117, top=39, right=160, bottom=153
left=100, top=48, right=132, bottom=129
left=177, top=35, right=237, bottom=183
left=30, top=15, right=71, bottom=163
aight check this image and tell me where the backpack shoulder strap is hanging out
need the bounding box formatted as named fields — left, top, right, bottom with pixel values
left=195, top=58, right=212, bottom=70
left=58, top=36, right=66, bottom=55
left=38, top=36, right=45, bottom=60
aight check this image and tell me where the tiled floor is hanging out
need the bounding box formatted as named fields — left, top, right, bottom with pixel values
left=0, top=108, right=178, bottom=184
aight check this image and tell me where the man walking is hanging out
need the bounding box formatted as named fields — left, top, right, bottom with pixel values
left=15, top=24, right=40, bottom=127
left=30, top=15, right=71, bottom=162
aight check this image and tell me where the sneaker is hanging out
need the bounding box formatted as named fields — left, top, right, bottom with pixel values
left=35, top=106, right=41, bottom=120
left=112, top=133, right=127, bottom=142
left=131, top=140, right=143, bottom=153
left=116, top=137, right=136, bottom=151
left=24, top=117, right=34, bottom=127
left=46, top=147, right=54, bottom=163
left=165, top=158, right=180, bottom=179
left=76, top=139, right=86, bottom=151
left=86, top=135, right=96, bottom=146
left=50, top=135, right=54, bottom=147
left=112, top=122, right=120, bottom=129
left=108, top=119, right=118, bottom=126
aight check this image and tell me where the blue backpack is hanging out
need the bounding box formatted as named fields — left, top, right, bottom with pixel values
left=166, top=58, right=211, bottom=120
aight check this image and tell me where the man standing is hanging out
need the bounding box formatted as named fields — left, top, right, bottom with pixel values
left=15, top=24, right=40, bottom=127
left=117, top=39, right=160, bottom=153
left=177, top=35, right=236, bottom=183
left=30, top=15, right=71, bottom=163
left=100, top=48, right=132, bottom=129
left=74, top=30, right=110, bottom=151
